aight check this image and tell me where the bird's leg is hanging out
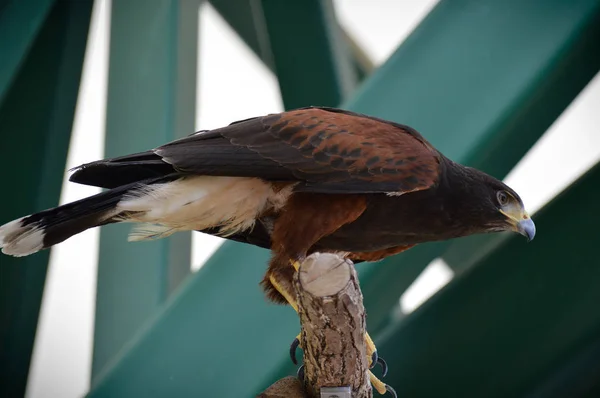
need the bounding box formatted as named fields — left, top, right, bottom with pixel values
left=269, top=260, right=390, bottom=396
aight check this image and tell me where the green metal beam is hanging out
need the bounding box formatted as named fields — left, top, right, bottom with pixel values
left=88, top=243, right=298, bottom=397
left=208, top=0, right=373, bottom=81
left=526, top=334, right=600, bottom=398
left=85, top=0, right=600, bottom=396
left=208, top=0, right=271, bottom=67
left=258, top=0, right=357, bottom=109
left=0, top=1, right=93, bottom=396
left=0, top=0, right=55, bottom=102
left=376, top=162, right=600, bottom=397
left=92, top=0, right=199, bottom=381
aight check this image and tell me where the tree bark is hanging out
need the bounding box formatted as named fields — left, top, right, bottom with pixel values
left=259, top=253, right=371, bottom=397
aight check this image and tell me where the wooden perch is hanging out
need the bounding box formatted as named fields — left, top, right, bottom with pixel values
left=259, top=253, right=372, bottom=398
left=257, top=376, right=306, bottom=398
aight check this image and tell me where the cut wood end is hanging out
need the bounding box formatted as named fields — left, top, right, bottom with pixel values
left=299, top=253, right=352, bottom=297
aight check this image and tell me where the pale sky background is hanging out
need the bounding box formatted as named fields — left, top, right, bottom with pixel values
left=23, top=1, right=600, bottom=397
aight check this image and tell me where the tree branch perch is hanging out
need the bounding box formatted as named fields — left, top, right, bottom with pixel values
left=259, top=253, right=372, bottom=398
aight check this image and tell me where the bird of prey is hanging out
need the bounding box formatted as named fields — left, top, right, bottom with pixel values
left=0, top=106, right=535, bottom=395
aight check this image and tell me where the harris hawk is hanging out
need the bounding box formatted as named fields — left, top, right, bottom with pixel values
left=0, top=106, right=535, bottom=395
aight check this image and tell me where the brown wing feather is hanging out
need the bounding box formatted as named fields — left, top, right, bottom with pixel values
left=347, top=244, right=416, bottom=263
left=222, top=107, right=441, bottom=194
left=154, top=106, right=441, bottom=195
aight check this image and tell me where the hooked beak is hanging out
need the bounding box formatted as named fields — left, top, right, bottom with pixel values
left=500, top=208, right=536, bottom=242
left=516, top=217, right=536, bottom=242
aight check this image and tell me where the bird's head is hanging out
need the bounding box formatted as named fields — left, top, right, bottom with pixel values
left=446, top=164, right=536, bottom=242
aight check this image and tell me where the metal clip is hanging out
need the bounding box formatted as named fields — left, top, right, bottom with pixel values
left=320, top=386, right=352, bottom=398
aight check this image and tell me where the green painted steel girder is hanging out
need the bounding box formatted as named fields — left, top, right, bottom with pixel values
left=88, top=244, right=297, bottom=397
left=92, top=0, right=200, bottom=381
left=86, top=0, right=600, bottom=396
left=208, top=0, right=373, bottom=81
left=259, top=0, right=357, bottom=109
left=526, top=334, right=600, bottom=398
left=376, top=162, right=600, bottom=397
left=207, top=0, right=272, bottom=67
left=0, top=1, right=93, bottom=396
left=0, top=0, right=55, bottom=103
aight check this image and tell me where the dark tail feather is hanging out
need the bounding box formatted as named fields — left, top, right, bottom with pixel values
left=0, top=177, right=171, bottom=257
left=68, top=150, right=175, bottom=189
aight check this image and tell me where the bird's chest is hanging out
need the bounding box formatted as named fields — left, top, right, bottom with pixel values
left=314, top=193, right=456, bottom=252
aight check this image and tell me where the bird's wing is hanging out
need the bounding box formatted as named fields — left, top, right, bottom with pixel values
left=70, top=106, right=441, bottom=195
left=158, top=106, right=441, bottom=194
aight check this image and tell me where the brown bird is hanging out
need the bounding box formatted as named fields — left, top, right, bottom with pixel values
left=0, top=106, right=535, bottom=394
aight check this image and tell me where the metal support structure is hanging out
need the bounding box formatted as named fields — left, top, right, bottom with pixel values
left=0, top=0, right=55, bottom=103
left=321, top=386, right=352, bottom=398
left=208, top=0, right=373, bottom=81
left=87, top=243, right=298, bottom=397
left=0, top=1, right=93, bottom=396
left=258, top=0, right=357, bottom=109
left=376, top=163, right=600, bottom=397
left=526, top=334, right=600, bottom=398
left=92, top=0, right=199, bottom=381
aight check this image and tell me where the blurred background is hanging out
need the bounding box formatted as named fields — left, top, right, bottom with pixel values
left=1, top=0, right=600, bottom=397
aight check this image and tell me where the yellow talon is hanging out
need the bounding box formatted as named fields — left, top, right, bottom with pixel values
left=269, top=273, right=298, bottom=312
left=370, top=371, right=388, bottom=395
left=291, top=260, right=301, bottom=271
left=365, top=332, right=376, bottom=366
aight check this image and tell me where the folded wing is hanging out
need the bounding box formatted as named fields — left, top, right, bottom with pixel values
left=70, top=106, right=442, bottom=195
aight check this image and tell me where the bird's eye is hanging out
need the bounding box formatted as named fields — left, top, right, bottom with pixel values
left=497, top=191, right=509, bottom=206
